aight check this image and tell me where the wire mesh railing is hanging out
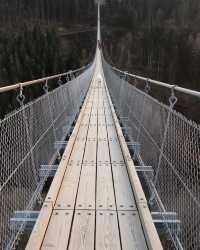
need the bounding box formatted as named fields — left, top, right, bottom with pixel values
left=103, top=60, right=200, bottom=249
left=0, top=63, right=94, bottom=249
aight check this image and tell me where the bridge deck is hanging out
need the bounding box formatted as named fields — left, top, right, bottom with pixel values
left=26, top=49, right=162, bottom=250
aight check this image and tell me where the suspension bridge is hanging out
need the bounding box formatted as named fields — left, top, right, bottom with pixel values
left=0, top=4, right=200, bottom=250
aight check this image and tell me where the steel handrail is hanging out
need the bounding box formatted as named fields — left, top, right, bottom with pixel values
left=112, top=66, right=200, bottom=98
left=0, top=65, right=87, bottom=94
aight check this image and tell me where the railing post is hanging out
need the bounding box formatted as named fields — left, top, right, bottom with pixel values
left=125, top=77, right=138, bottom=138
left=67, top=81, right=76, bottom=121
left=136, top=79, right=151, bottom=142
left=74, top=72, right=81, bottom=113
left=43, top=80, right=61, bottom=160
left=65, top=73, right=78, bottom=120
left=127, top=76, right=138, bottom=118
left=58, top=77, right=68, bottom=115
left=16, top=84, right=40, bottom=191
left=118, top=72, right=127, bottom=116
left=149, top=86, right=178, bottom=204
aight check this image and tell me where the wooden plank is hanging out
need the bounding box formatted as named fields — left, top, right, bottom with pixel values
left=96, top=98, right=116, bottom=210
left=138, top=203, right=163, bottom=250
left=66, top=107, right=91, bottom=162
left=75, top=106, right=98, bottom=210
left=55, top=108, right=92, bottom=209
left=126, top=164, right=147, bottom=204
left=96, top=165, right=116, bottom=210
left=68, top=210, right=95, bottom=250
left=41, top=210, right=73, bottom=250
left=55, top=162, right=82, bottom=210
left=96, top=211, right=121, bottom=250
left=26, top=203, right=53, bottom=250
left=97, top=139, right=110, bottom=164
left=111, top=163, right=136, bottom=210
left=118, top=211, right=148, bottom=250
left=75, top=152, right=96, bottom=210
left=105, top=113, right=136, bottom=211
left=97, top=108, right=110, bottom=163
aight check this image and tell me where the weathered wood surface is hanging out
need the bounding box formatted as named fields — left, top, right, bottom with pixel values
left=68, top=210, right=95, bottom=250
left=96, top=211, right=121, bottom=250
left=41, top=210, right=73, bottom=250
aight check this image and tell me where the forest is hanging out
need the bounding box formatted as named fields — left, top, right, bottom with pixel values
left=0, top=0, right=200, bottom=88
left=0, top=0, right=200, bottom=118
left=102, top=0, right=200, bottom=90
left=0, top=0, right=96, bottom=85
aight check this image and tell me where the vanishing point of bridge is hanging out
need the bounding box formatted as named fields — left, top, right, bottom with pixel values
left=0, top=4, right=200, bottom=250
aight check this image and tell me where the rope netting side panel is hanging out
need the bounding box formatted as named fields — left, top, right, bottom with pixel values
left=103, top=61, right=200, bottom=249
left=0, top=64, right=94, bottom=249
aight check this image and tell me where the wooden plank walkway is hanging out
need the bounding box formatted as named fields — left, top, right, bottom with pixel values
left=26, top=49, right=163, bottom=250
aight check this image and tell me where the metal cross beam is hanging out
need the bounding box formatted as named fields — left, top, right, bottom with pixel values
left=39, top=165, right=59, bottom=178
left=151, top=212, right=181, bottom=233
left=54, top=141, right=68, bottom=150
left=10, top=211, right=39, bottom=232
